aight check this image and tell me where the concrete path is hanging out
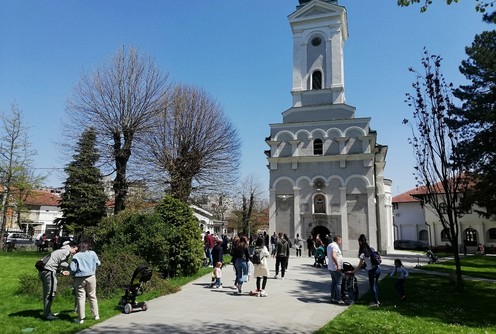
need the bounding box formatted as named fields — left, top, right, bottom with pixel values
left=79, top=251, right=428, bottom=334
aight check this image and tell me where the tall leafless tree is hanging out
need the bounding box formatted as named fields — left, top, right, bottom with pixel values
left=403, top=51, right=467, bottom=290
left=0, top=104, right=44, bottom=250
left=139, top=84, right=240, bottom=202
left=66, top=46, right=170, bottom=213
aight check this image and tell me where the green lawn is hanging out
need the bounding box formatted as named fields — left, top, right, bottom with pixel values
left=0, top=251, right=210, bottom=334
left=2, top=252, right=495, bottom=334
left=420, top=255, right=496, bottom=280
left=317, top=256, right=496, bottom=334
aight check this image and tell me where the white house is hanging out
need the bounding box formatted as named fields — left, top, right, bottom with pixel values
left=20, top=190, right=64, bottom=238
left=393, top=187, right=496, bottom=252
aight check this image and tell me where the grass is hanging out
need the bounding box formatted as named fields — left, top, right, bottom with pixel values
left=3, top=252, right=494, bottom=334
left=419, top=255, right=496, bottom=280
left=317, top=256, right=496, bottom=334
left=0, top=251, right=211, bottom=334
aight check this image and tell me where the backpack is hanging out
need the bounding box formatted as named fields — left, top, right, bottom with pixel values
left=35, top=255, right=50, bottom=271
left=369, top=247, right=382, bottom=266
left=251, top=247, right=263, bottom=264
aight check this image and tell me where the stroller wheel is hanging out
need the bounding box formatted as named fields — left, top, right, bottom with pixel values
left=141, top=302, right=148, bottom=311
left=124, top=303, right=133, bottom=314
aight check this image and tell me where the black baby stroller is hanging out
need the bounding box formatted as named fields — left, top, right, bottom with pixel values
left=341, top=262, right=359, bottom=303
left=119, top=265, right=153, bottom=314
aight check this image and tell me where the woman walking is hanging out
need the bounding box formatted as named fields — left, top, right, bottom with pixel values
left=232, top=235, right=250, bottom=293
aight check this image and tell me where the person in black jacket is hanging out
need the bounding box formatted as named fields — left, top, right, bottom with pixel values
left=232, top=235, right=250, bottom=293
left=211, top=238, right=223, bottom=269
left=274, top=232, right=290, bottom=279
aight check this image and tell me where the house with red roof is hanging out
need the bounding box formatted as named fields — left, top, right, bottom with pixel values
left=19, top=190, right=63, bottom=239
left=393, top=186, right=496, bottom=252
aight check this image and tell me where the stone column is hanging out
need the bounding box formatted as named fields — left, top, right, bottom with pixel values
left=367, top=185, right=378, bottom=248
left=293, top=187, right=301, bottom=238
left=339, top=186, right=348, bottom=251
left=269, top=188, right=276, bottom=234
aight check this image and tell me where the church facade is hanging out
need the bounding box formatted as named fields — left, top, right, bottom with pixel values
left=266, top=0, right=393, bottom=255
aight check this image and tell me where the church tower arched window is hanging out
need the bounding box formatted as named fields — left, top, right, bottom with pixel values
left=313, top=138, right=323, bottom=155
left=314, top=194, right=326, bottom=214
left=312, top=70, right=322, bottom=90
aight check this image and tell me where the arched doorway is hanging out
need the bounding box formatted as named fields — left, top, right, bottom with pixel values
left=312, top=225, right=331, bottom=246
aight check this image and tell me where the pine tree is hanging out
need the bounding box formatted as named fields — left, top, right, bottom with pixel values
left=451, top=29, right=496, bottom=219
left=60, top=128, right=107, bottom=235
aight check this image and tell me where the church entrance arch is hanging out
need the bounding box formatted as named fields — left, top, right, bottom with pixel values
left=312, top=225, right=331, bottom=241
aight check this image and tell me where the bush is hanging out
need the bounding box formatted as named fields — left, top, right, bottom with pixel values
left=155, top=196, right=204, bottom=277
left=96, top=248, right=147, bottom=299
left=18, top=271, right=74, bottom=299
left=93, top=196, right=204, bottom=278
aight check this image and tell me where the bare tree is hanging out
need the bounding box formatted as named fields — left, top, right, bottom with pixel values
left=66, top=46, right=169, bottom=213
left=227, top=175, right=265, bottom=237
left=403, top=51, right=467, bottom=290
left=139, top=84, right=240, bottom=202
left=0, top=104, right=44, bottom=250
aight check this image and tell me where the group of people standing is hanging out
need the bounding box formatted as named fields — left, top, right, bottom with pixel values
left=327, top=234, right=409, bottom=307
left=38, top=239, right=101, bottom=324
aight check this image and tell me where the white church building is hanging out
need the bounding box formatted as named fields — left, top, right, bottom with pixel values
left=266, top=0, right=393, bottom=255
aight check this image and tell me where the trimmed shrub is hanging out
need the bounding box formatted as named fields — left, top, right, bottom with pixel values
left=154, top=196, right=204, bottom=277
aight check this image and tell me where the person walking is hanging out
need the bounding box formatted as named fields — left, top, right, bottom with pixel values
left=204, top=231, right=215, bottom=266
left=390, top=259, right=409, bottom=300
left=38, top=241, right=78, bottom=320
left=70, top=240, right=101, bottom=324
left=270, top=232, right=277, bottom=258
left=274, top=232, right=290, bottom=279
left=232, top=235, right=250, bottom=293
left=307, top=235, right=315, bottom=257
left=327, top=235, right=344, bottom=304
left=212, top=238, right=224, bottom=269
left=294, top=233, right=303, bottom=257
left=353, top=234, right=381, bottom=307
left=250, top=237, right=270, bottom=297
left=211, top=261, right=223, bottom=289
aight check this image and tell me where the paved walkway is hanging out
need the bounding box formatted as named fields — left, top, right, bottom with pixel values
left=79, top=251, right=429, bottom=334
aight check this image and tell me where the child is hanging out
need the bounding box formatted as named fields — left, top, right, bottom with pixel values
left=390, top=259, right=408, bottom=300
left=211, top=262, right=223, bottom=288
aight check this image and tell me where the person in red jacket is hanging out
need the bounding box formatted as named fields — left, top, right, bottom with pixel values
left=204, top=231, right=215, bottom=266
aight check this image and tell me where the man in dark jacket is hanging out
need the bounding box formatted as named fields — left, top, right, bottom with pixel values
left=274, top=232, right=290, bottom=279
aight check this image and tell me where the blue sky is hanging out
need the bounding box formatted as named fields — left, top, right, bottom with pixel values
left=0, top=0, right=490, bottom=196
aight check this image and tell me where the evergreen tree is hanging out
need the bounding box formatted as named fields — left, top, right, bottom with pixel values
left=450, top=28, right=496, bottom=218
left=60, top=128, right=107, bottom=235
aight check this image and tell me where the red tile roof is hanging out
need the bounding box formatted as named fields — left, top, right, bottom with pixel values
left=24, top=190, right=61, bottom=206
left=392, top=187, right=423, bottom=203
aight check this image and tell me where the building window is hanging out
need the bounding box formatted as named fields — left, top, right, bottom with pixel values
left=488, top=228, right=496, bottom=240
left=313, top=138, right=323, bottom=155
left=312, top=71, right=322, bottom=90
left=438, top=203, right=447, bottom=214
left=441, top=228, right=450, bottom=242
left=311, top=36, right=322, bottom=47
left=419, top=229, right=428, bottom=242
left=464, top=228, right=478, bottom=246
left=314, top=194, right=326, bottom=214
